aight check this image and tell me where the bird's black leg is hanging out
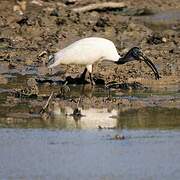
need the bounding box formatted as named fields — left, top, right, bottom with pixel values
left=76, top=67, right=94, bottom=111
left=90, top=73, right=93, bottom=85
left=80, top=67, right=95, bottom=85
left=89, top=72, right=95, bottom=86
left=79, top=68, right=87, bottom=82
left=77, top=84, right=85, bottom=107
left=76, top=68, right=87, bottom=107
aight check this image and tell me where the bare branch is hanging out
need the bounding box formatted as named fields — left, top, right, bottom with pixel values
left=72, top=2, right=126, bottom=13
left=40, top=91, right=54, bottom=114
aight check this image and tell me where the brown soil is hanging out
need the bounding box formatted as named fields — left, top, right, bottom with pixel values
left=0, top=0, right=180, bottom=82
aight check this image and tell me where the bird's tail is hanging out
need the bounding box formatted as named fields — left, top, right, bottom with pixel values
left=47, top=54, right=55, bottom=68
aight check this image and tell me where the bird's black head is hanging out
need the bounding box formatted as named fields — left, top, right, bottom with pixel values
left=128, top=47, right=142, bottom=60
left=116, top=47, right=160, bottom=80
left=117, top=47, right=143, bottom=64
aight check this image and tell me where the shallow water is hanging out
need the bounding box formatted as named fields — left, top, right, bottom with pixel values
left=140, top=10, right=180, bottom=30
left=0, top=74, right=180, bottom=179
left=1, top=129, right=180, bottom=180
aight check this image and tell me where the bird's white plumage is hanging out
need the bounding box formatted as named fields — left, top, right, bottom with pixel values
left=48, top=37, right=120, bottom=71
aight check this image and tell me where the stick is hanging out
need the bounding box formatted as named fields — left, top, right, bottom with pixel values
left=72, top=2, right=126, bottom=13
left=40, top=91, right=54, bottom=114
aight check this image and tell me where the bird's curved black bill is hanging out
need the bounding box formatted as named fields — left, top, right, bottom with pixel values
left=140, top=53, right=160, bottom=80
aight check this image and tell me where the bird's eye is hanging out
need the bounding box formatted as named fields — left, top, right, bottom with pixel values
left=132, top=48, right=140, bottom=59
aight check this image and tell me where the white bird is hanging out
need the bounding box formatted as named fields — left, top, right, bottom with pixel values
left=48, top=37, right=160, bottom=85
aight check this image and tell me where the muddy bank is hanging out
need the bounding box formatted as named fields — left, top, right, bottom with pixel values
left=0, top=0, right=180, bottom=84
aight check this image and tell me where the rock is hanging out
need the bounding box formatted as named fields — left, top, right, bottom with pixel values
left=13, top=0, right=27, bottom=15
left=64, top=0, right=77, bottom=5
left=111, top=134, right=125, bottom=140
left=0, top=75, right=8, bottom=84
left=50, top=9, right=60, bottom=17
left=31, top=0, right=43, bottom=6
left=162, top=37, right=167, bottom=43
left=147, top=33, right=166, bottom=45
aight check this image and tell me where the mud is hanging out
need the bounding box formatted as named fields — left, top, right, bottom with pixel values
left=0, top=0, right=179, bottom=117
left=0, top=0, right=180, bottom=82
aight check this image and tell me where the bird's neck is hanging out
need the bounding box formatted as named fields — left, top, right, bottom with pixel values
left=115, top=57, right=127, bottom=64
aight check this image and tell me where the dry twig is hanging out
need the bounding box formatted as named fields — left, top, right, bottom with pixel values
left=72, top=2, right=126, bottom=13
left=40, top=91, right=54, bottom=114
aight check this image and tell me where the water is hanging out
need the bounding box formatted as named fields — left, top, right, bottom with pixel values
left=138, top=10, right=180, bottom=30
left=1, top=129, right=180, bottom=180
